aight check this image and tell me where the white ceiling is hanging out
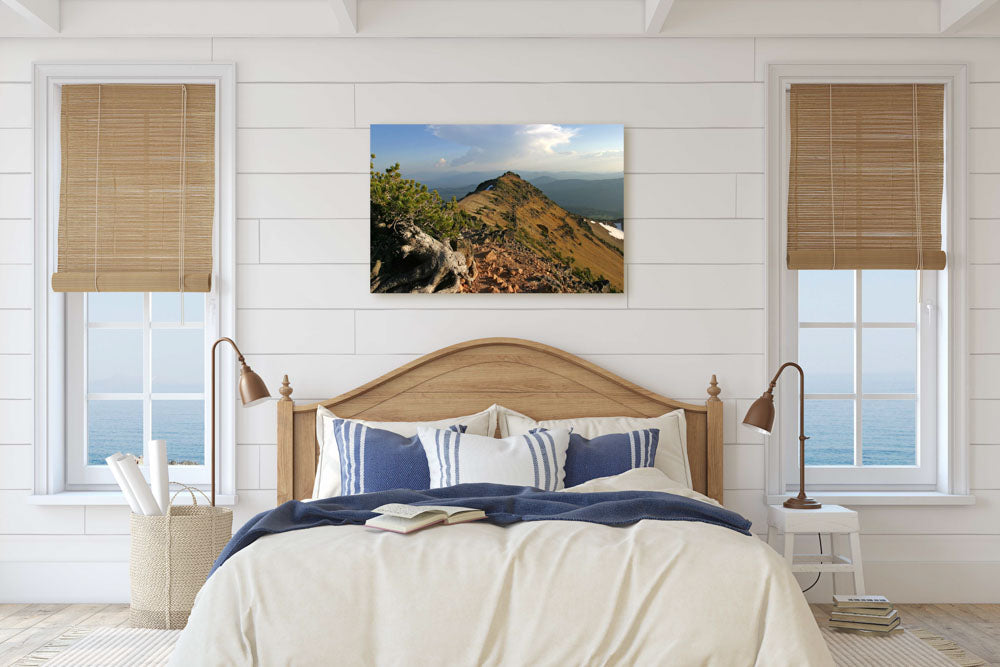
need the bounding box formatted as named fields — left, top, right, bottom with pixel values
left=2, top=0, right=1000, bottom=37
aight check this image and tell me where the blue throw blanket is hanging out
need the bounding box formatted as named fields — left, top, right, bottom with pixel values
left=211, top=483, right=751, bottom=576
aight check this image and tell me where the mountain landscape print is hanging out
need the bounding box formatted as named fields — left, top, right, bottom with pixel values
left=370, top=124, right=624, bottom=293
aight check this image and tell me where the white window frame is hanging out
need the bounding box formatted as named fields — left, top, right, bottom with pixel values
left=65, top=292, right=211, bottom=487
left=31, top=63, right=237, bottom=503
left=788, top=269, right=937, bottom=487
left=764, top=63, right=970, bottom=502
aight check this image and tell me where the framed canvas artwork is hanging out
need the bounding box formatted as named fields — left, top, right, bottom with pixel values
left=370, top=124, right=624, bottom=294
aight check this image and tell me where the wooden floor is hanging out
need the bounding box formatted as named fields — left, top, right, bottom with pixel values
left=0, top=603, right=129, bottom=666
left=0, top=603, right=996, bottom=665
left=812, top=603, right=1000, bottom=666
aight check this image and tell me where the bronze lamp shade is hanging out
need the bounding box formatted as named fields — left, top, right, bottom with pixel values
left=238, top=362, right=271, bottom=408
left=744, top=362, right=821, bottom=510
left=212, top=337, right=271, bottom=506
left=742, top=391, right=776, bottom=436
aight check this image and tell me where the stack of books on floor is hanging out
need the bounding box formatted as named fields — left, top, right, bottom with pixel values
left=829, top=595, right=901, bottom=634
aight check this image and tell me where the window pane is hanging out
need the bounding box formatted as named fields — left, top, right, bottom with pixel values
left=152, top=293, right=182, bottom=322
left=799, top=271, right=854, bottom=322
left=87, top=293, right=142, bottom=323
left=87, top=399, right=142, bottom=464
left=152, top=400, right=205, bottom=465
left=151, top=330, right=204, bottom=392
left=88, top=329, right=142, bottom=393
left=153, top=292, right=206, bottom=323
left=862, top=329, right=916, bottom=393
left=862, top=399, right=916, bottom=466
left=183, top=293, right=204, bottom=323
left=804, top=399, right=854, bottom=465
left=862, top=271, right=916, bottom=323
left=799, top=328, right=854, bottom=393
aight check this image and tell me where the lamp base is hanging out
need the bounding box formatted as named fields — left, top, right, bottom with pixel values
left=783, top=496, right=822, bottom=510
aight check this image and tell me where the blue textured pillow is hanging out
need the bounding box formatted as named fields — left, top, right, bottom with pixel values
left=562, top=428, right=660, bottom=487
left=332, top=419, right=465, bottom=496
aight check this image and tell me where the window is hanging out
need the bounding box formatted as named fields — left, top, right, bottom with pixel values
left=791, top=269, right=937, bottom=486
left=65, top=292, right=211, bottom=487
left=765, top=64, right=969, bottom=499
left=32, top=64, right=236, bottom=500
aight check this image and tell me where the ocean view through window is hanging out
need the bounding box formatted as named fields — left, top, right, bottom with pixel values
left=798, top=270, right=920, bottom=467
left=86, top=292, right=207, bottom=466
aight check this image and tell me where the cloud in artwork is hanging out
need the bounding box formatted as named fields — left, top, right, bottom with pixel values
left=425, top=124, right=618, bottom=174
left=370, top=123, right=624, bottom=180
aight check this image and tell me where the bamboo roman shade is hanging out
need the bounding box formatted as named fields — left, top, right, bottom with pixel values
left=52, top=84, right=216, bottom=292
left=787, top=83, right=946, bottom=270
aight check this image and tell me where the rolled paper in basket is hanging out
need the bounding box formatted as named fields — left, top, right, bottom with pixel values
left=149, top=440, right=170, bottom=515
left=106, top=454, right=142, bottom=514
left=117, top=454, right=162, bottom=516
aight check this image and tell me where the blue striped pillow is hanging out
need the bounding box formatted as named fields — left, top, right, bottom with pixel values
left=418, top=427, right=571, bottom=491
left=332, top=419, right=465, bottom=496
left=561, top=428, right=660, bottom=487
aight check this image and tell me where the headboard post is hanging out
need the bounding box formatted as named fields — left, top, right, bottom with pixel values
left=277, top=374, right=294, bottom=504
left=706, top=375, right=723, bottom=504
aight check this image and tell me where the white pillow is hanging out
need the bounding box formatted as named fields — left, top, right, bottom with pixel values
left=498, top=406, right=692, bottom=489
left=418, top=427, right=571, bottom=491
left=563, top=467, right=681, bottom=493
left=313, top=405, right=498, bottom=499
left=563, top=468, right=721, bottom=508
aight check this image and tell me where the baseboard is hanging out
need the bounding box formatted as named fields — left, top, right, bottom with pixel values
left=0, top=562, right=129, bottom=603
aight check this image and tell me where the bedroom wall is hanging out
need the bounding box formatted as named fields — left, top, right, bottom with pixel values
left=0, top=35, right=998, bottom=602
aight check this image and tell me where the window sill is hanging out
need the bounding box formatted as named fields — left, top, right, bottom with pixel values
left=766, top=492, right=975, bottom=506
left=26, top=492, right=239, bottom=507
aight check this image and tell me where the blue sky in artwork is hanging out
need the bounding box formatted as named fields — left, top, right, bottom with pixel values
left=371, top=124, right=624, bottom=180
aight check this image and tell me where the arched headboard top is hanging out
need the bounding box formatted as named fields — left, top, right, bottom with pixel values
left=277, top=338, right=723, bottom=503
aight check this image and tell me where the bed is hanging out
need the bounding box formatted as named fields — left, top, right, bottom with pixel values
left=172, top=338, right=833, bottom=666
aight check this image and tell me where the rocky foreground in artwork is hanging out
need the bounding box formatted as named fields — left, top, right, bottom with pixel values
left=370, top=163, right=624, bottom=294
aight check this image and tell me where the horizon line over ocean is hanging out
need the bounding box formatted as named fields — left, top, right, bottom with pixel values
left=86, top=374, right=919, bottom=468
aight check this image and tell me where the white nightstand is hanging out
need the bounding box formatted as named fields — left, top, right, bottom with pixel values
left=766, top=504, right=865, bottom=595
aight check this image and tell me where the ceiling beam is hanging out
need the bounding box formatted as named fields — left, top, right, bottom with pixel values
left=644, top=0, right=675, bottom=34
left=940, top=0, right=999, bottom=32
left=1, top=0, right=59, bottom=32
left=330, top=0, right=358, bottom=33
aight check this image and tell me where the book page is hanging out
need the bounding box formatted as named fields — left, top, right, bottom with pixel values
left=365, top=514, right=446, bottom=534
left=372, top=503, right=443, bottom=519
left=414, top=505, right=480, bottom=516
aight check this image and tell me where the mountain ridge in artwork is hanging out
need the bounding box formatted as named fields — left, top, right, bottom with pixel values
left=426, top=175, right=624, bottom=221
left=369, top=163, right=624, bottom=294
left=452, top=171, right=624, bottom=292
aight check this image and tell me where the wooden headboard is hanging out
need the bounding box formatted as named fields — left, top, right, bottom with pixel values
left=276, top=338, right=723, bottom=504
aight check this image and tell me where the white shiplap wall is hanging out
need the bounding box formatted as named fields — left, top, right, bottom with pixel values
left=0, top=35, right=998, bottom=603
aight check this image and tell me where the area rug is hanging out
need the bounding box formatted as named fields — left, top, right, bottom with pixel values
left=13, top=624, right=987, bottom=666
left=821, top=626, right=987, bottom=667
left=11, top=627, right=181, bottom=667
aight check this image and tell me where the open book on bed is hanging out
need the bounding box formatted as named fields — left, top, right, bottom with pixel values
left=365, top=503, right=486, bottom=534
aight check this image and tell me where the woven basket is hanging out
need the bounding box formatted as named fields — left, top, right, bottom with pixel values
left=129, top=486, right=232, bottom=629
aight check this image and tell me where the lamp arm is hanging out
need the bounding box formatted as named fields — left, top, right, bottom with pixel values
left=209, top=337, right=244, bottom=508
left=767, top=361, right=803, bottom=390
left=758, top=361, right=819, bottom=509
left=211, top=336, right=245, bottom=364
left=767, top=360, right=807, bottom=442
left=768, top=361, right=812, bottom=505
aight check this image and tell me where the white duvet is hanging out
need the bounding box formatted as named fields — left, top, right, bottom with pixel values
left=172, top=469, right=833, bottom=666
